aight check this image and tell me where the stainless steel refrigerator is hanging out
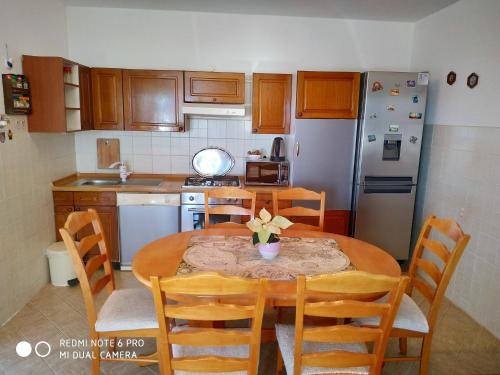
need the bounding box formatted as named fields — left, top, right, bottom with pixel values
left=351, top=71, right=428, bottom=260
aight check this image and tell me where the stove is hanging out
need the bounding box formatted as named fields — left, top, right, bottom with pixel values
left=183, top=175, right=240, bottom=188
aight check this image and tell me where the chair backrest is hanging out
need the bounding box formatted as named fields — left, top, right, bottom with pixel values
left=151, top=272, right=267, bottom=375
left=272, top=188, right=326, bottom=231
left=59, top=209, right=115, bottom=334
left=294, top=271, right=409, bottom=375
left=407, top=215, right=470, bottom=332
left=204, top=187, right=256, bottom=228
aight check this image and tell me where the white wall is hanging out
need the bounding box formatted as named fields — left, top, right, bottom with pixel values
left=411, top=0, right=500, bottom=127
left=411, top=0, right=500, bottom=338
left=0, top=0, right=76, bottom=326
left=66, top=7, right=413, bottom=72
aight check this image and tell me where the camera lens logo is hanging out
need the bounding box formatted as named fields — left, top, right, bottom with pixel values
left=16, top=341, right=51, bottom=358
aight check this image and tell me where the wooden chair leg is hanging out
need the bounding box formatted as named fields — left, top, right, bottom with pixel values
left=91, top=344, right=101, bottom=375
left=157, top=338, right=172, bottom=375
left=419, top=334, right=432, bottom=375
left=399, top=337, right=408, bottom=355
left=276, top=345, right=284, bottom=375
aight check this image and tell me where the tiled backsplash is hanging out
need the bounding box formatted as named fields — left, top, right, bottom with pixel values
left=415, top=124, right=500, bottom=339
left=75, top=118, right=289, bottom=175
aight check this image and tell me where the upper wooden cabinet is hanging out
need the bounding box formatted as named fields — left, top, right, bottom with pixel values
left=79, top=66, right=93, bottom=130
left=91, top=68, right=124, bottom=130
left=123, top=70, right=184, bottom=132
left=296, top=71, right=360, bottom=119
left=184, top=71, right=245, bottom=104
left=252, top=73, right=292, bottom=134
left=22, top=55, right=92, bottom=132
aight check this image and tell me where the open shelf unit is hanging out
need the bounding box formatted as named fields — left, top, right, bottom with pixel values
left=63, top=60, right=81, bottom=131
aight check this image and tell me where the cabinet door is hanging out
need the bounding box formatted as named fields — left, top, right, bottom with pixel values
left=296, top=71, right=360, bottom=119
left=75, top=205, right=119, bottom=262
left=79, top=66, right=93, bottom=130
left=123, top=70, right=184, bottom=132
left=91, top=68, right=124, bottom=130
left=54, top=205, right=74, bottom=241
left=252, top=73, right=291, bottom=134
left=184, top=71, right=245, bottom=104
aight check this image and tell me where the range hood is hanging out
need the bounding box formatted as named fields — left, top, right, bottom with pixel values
left=182, top=103, right=246, bottom=117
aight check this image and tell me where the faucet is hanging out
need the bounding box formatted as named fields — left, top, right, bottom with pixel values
left=109, top=161, right=132, bottom=182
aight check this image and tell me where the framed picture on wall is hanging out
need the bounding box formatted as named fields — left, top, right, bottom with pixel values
left=446, top=71, right=456, bottom=85
left=467, top=73, right=479, bottom=88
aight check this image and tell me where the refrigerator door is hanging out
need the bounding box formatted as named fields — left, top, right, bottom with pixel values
left=353, top=180, right=416, bottom=260
left=355, top=72, right=427, bottom=185
left=292, top=119, right=356, bottom=210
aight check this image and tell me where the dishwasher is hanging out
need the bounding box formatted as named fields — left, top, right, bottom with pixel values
left=117, top=193, right=180, bottom=270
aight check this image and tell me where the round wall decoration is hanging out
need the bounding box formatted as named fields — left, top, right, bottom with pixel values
left=467, top=73, right=479, bottom=89
left=446, top=71, right=457, bottom=85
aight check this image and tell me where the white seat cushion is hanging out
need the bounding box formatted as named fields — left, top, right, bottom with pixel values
left=354, top=293, right=429, bottom=333
left=275, top=324, right=369, bottom=375
left=171, top=326, right=250, bottom=375
left=95, top=288, right=158, bottom=332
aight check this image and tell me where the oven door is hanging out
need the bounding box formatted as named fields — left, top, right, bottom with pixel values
left=181, top=204, right=237, bottom=232
left=245, top=162, right=280, bottom=185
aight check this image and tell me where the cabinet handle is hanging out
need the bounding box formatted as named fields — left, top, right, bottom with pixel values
left=212, top=98, right=217, bottom=102
left=75, top=207, right=80, bottom=211
left=66, top=207, right=74, bottom=212
left=297, top=112, right=303, bottom=117
left=252, top=129, right=257, bottom=133
left=295, top=141, right=300, bottom=157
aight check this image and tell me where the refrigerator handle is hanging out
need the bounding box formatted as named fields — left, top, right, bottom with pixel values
left=295, top=141, right=300, bottom=157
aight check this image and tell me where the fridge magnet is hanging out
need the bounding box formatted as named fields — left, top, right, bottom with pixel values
left=7, top=129, right=13, bottom=140
left=367, top=135, right=376, bottom=142
left=411, top=95, right=420, bottom=104
left=467, top=73, right=479, bottom=89
left=409, top=136, right=418, bottom=144
left=389, top=124, right=399, bottom=133
left=372, top=81, right=383, bottom=92
left=417, top=72, right=429, bottom=85
left=447, top=71, right=457, bottom=85
left=386, top=105, right=395, bottom=111
left=409, top=112, right=422, bottom=119
left=0, top=132, right=5, bottom=143
left=406, top=80, right=416, bottom=88
left=390, top=88, right=400, bottom=96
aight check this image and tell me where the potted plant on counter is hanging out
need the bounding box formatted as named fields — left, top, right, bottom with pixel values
left=246, top=208, right=293, bottom=259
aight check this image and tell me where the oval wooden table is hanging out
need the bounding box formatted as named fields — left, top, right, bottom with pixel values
left=132, top=228, right=401, bottom=307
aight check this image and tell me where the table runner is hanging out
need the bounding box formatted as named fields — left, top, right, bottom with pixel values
left=176, top=236, right=353, bottom=280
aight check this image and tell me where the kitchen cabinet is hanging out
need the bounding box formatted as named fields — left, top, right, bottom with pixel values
left=252, top=73, right=291, bottom=134
left=296, top=71, right=360, bottom=119
left=79, top=66, right=93, bottom=130
left=91, top=68, right=124, bottom=130
left=22, top=55, right=92, bottom=132
left=53, top=191, right=119, bottom=263
left=123, top=69, right=184, bottom=132
left=184, top=71, right=245, bottom=104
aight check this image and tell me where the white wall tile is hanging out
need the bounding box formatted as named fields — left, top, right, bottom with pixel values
left=226, top=120, right=245, bottom=139
left=207, top=138, right=226, bottom=149
left=133, top=154, right=153, bottom=172
left=133, top=134, right=152, bottom=154
left=152, top=155, right=171, bottom=173
left=189, top=138, right=208, bottom=157
left=171, top=138, right=190, bottom=155
left=152, top=136, right=171, bottom=155
left=171, top=155, right=190, bottom=174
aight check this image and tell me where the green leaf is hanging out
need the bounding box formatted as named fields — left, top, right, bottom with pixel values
left=246, top=219, right=263, bottom=233
left=252, top=232, right=260, bottom=245
left=259, top=208, right=272, bottom=223
left=258, top=229, right=271, bottom=244
left=263, top=223, right=281, bottom=234
left=271, top=215, right=294, bottom=229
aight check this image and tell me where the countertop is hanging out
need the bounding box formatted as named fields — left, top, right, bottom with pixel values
left=52, top=173, right=291, bottom=194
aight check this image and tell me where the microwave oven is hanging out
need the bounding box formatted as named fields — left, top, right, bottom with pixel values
left=245, top=160, right=289, bottom=186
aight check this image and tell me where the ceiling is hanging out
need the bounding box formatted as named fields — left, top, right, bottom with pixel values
left=64, top=0, right=460, bottom=22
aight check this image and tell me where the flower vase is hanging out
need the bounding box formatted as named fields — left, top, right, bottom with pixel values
left=258, top=241, right=281, bottom=260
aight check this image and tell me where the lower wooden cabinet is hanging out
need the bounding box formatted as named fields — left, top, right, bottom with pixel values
left=53, top=191, right=119, bottom=263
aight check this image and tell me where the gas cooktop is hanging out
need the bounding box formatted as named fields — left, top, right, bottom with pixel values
left=183, top=176, right=240, bottom=188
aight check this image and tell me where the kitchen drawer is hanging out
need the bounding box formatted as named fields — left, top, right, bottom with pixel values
left=74, top=191, right=116, bottom=206
left=53, top=191, right=74, bottom=206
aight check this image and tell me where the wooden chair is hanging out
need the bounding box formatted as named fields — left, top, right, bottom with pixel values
left=276, top=271, right=409, bottom=375
left=272, top=188, right=325, bottom=231
left=59, top=209, right=158, bottom=374
left=150, top=272, right=267, bottom=375
left=355, top=215, right=470, bottom=375
left=204, top=187, right=256, bottom=228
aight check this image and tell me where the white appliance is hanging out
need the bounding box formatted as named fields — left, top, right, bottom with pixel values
left=117, top=193, right=180, bottom=270
left=182, top=103, right=245, bottom=117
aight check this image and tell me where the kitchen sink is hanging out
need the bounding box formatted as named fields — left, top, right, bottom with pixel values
left=71, top=178, right=163, bottom=187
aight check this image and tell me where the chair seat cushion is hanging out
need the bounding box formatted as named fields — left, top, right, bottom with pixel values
left=354, top=293, right=429, bottom=333
left=95, top=288, right=158, bottom=332
left=171, top=326, right=249, bottom=375
left=275, top=324, right=369, bottom=375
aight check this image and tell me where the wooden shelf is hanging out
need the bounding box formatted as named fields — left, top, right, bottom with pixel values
left=64, top=82, right=79, bottom=88
left=65, top=107, right=81, bottom=110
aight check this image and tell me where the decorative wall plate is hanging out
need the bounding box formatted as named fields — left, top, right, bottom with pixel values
left=447, top=71, right=457, bottom=85
left=467, top=73, right=479, bottom=89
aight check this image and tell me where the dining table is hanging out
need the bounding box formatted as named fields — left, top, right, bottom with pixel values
left=132, top=228, right=401, bottom=307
